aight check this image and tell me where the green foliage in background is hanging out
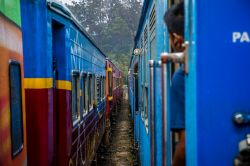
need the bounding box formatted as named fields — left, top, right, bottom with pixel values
left=67, top=0, right=142, bottom=84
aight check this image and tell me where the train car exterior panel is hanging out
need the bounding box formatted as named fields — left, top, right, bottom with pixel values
left=130, top=0, right=250, bottom=165
left=104, top=59, right=123, bottom=145
left=129, top=0, right=169, bottom=165
left=186, top=0, right=250, bottom=165
left=21, top=1, right=107, bottom=165
left=0, top=0, right=27, bottom=165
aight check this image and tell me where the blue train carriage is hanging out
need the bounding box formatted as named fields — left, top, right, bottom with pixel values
left=130, top=0, right=250, bottom=165
left=128, top=54, right=139, bottom=146
left=129, top=0, right=169, bottom=165
left=21, top=0, right=106, bottom=165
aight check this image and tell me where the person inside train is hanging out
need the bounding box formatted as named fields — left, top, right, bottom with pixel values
left=164, top=1, right=185, bottom=166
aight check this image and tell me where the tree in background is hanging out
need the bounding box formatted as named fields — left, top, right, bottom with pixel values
left=67, top=0, right=142, bottom=84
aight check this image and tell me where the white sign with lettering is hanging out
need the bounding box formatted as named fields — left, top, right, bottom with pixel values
left=232, top=32, right=250, bottom=43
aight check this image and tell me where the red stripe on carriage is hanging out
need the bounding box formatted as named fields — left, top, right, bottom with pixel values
left=25, top=88, right=72, bottom=166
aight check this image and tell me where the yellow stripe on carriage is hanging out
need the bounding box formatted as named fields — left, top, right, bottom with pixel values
left=56, top=80, right=72, bottom=91
left=24, top=78, right=53, bottom=89
left=24, top=78, right=72, bottom=90
left=107, top=67, right=112, bottom=72
left=108, top=96, right=113, bottom=101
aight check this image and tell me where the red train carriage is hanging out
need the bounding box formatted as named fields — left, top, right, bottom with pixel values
left=105, top=59, right=123, bottom=142
left=0, top=0, right=27, bottom=165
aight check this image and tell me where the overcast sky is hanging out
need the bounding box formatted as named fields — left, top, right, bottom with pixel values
left=60, top=0, right=143, bottom=5
left=60, top=0, right=80, bottom=5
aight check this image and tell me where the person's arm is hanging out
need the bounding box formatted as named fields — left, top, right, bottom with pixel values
left=172, top=130, right=186, bottom=166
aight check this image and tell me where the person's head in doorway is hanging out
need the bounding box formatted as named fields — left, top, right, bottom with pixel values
left=164, top=1, right=184, bottom=52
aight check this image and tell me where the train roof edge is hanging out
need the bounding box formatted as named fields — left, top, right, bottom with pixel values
left=130, top=0, right=150, bottom=69
left=47, top=0, right=107, bottom=58
left=134, top=0, right=150, bottom=46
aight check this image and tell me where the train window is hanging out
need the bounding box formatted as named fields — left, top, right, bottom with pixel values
left=91, top=74, right=95, bottom=106
left=88, top=74, right=92, bottom=109
left=144, top=87, right=149, bottom=129
left=104, top=76, right=106, bottom=97
left=72, top=71, right=80, bottom=126
left=108, top=71, right=113, bottom=97
left=102, top=76, right=104, bottom=99
left=97, top=76, right=100, bottom=103
left=93, top=75, right=97, bottom=105
left=141, top=85, right=145, bottom=118
left=100, top=77, right=103, bottom=100
left=101, top=76, right=104, bottom=99
left=9, top=61, right=24, bottom=158
left=82, top=73, right=88, bottom=115
left=99, top=77, right=101, bottom=101
left=85, top=74, right=89, bottom=113
left=144, top=24, right=148, bottom=83
left=150, top=5, right=156, bottom=60
left=99, top=76, right=102, bottom=101
left=140, top=36, right=144, bottom=83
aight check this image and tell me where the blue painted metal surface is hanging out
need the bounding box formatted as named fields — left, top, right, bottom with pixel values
left=186, top=0, right=250, bottom=165
left=129, top=0, right=169, bottom=165
left=184, top=0, right=197, bottom=165
left=21, top=0, right=51, bottom=78
left=154, top=62, right=163, bottom=166
left=21, top=0, right=106, bottom=80
left=129, top=0, right=250, bottom=165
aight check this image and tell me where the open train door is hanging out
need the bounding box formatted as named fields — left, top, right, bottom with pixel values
left=185, top=0, right=250, bottom=165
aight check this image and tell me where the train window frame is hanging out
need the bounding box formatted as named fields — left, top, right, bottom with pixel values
left=104, top=76, right=106, bottom=99
left=149, top=4, right=156, bottom=58
left=141, top=36, right=144, bottom=85
left=143, top=22, right=149, bottom=127
left=81, top=72, right=88, bottom=116
left=100, top=76, right=102, bottom=101
left=85, top=74, right=89, bottom=113
left=97, top=75, right=100, bottom=103
left=89, top=74, right=93, bottom=111
left=144, top=23, right=148, bottom=84
left=101, top=76, right=104, bottom=100
left=9, top=60, right=24, bottom=158
left=93, top=74, right=97, bottom=108
left=144, top=87, right=149, bottom=132
left=98, top=76, right=101, bottom=102
left=72, top=70, right=80, bottom=126
left=108, top=70, right=113, bottom=97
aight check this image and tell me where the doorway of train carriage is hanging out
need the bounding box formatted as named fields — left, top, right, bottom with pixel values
left=133, top=63, right=139, bottom=145
left=52, top=20, right=65, bottom=165
left=165, top=0, right=185, bottom=165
